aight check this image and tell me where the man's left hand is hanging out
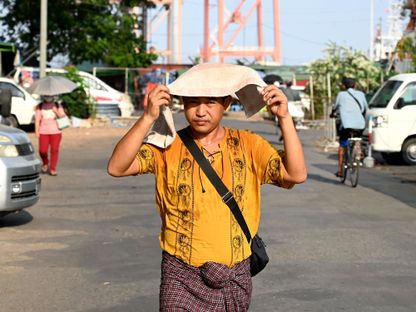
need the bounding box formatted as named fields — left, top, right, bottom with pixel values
left=262, top=85, right=289, bottom=119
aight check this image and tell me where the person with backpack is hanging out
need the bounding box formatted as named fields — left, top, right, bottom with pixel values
left=331, top=77, right=368, bottom=178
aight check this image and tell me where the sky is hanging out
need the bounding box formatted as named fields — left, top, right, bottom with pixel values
left=147, top=0, right=408, bottom=65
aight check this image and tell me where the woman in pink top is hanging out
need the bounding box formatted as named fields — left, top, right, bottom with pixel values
left=35, top=95, right=67, bottom=176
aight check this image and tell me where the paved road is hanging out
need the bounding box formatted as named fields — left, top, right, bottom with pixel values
left=1, top=115, right=415, bottom=312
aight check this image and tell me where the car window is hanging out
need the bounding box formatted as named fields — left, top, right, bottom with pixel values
left=369, top=80, right=402, bottom=108
left=0, top=82, right=25, bottom=98
left=82, top=76, right=107, bottom=91
left=400, top=82, right=416, bottom=106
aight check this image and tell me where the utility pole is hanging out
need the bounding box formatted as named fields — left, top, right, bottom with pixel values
left=40, top=0, right=47, bottom=78
left=370, top=0, right=375, bottom=60
left=167, top=0, right=182, bottom=64
left=142, top=5, right=148, bottom=49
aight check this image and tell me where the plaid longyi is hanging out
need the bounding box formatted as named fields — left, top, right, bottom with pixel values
left=159, top=252, right=252, bottom=311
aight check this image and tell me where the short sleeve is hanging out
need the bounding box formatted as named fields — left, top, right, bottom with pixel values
left=35, top=108, right=41, bottom=122
left=262, top=149, right=294, bottom=189
left=135, top=144, right=160, bottom=174
left=249, top=133, right=294, bottom=189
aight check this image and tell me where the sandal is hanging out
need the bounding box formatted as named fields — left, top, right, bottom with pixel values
left=49, top=171, right=58, bottom=176
left=41, top=165, right=48, bottom=174
left=334, top=172, right=343, bottom=178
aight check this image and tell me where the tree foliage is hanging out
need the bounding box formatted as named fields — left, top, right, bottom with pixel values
left=0, top=0, right=157, bottom=67
left=308, top=43, right=383, bottom=118
left=60, top=66, right=96, bottom=119
left=397, top=1, right=416, bottom=71
left=396, top=35, right=416, bottom=69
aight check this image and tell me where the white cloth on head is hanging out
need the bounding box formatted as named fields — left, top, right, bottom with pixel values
left=144, top=63, right=267, bottom=148
left=168, top=63, right=267, bottom=117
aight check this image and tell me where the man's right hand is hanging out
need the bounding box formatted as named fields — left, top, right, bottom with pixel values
left=144, top=85, right=171, bottom=122
left=107, top=84, right=171, bottom=177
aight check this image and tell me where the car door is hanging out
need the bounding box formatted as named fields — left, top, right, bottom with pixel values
left=390, top=81, right=416, bottom=150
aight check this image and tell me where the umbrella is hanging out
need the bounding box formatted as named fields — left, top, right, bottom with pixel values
left=28, top=75, right=78, bottom=96
left=263, top=74, right=283, bottom=85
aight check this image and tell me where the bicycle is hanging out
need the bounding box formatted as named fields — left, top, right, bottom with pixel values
left=339, top=136, right=362, bottom=187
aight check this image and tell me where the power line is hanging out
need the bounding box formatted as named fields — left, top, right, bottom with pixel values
left=281, top=8, right=369, bottom=15
left=280, top=31, right=327, bottom=46
left=301, top=18, right=370, bottom=25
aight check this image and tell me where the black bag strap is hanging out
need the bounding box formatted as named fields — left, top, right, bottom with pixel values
left=347, top=90, right=366, bottom=115
left=177, top=128, right=252, bottom=244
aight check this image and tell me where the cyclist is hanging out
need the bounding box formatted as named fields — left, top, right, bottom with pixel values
left=331, top=77, right=368, bottom=178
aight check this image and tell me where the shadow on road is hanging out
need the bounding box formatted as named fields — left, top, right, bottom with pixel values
left=313, top=162, right=416, bottom=209
left=307, top=173, right=340, bottom=186
left=0, top=210, right=33, bottom=227
left=20, top=124, right=35, bottom=133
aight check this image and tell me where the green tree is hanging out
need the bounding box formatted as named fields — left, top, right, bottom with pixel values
left=59, top=66, right=96, bottom=119
left=396, top=36, right=416, bottom=70
left=396, top=0, right=416, bottom=71
left=308, top=43, right=383, bottom=118
left=0, top=0, right=157, bottom=67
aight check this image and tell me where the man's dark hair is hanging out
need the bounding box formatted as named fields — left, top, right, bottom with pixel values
left=342, top=77, right=356, bottom=89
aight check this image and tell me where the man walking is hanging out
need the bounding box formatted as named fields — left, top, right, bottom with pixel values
left=108, top=63, right=307, bottom=311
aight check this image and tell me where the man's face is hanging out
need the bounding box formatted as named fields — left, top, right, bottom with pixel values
left=183, top=96, right=231, bottom=135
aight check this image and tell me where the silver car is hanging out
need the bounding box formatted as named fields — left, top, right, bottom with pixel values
left=0, top=123, right=41, bottom=217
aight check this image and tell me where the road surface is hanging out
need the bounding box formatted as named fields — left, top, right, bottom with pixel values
left=1, top=115, right=415, bottom=312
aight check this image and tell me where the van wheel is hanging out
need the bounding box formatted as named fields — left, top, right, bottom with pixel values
left=6, top=116, right=19, bottom=128
left=401, top=138, right=416, bottom=165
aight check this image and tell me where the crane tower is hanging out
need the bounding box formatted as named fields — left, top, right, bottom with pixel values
left=147, top=0, right=281, bottom=64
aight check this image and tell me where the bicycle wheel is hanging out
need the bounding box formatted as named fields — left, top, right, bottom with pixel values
left=340, top=149, right=348, bottom=183
left=349, top=145, right=360, bottom=187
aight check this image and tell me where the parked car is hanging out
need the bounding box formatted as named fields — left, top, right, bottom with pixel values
left=0, top=90, right=41, bottom=217
left=78, top=70, right=134, bottom=117
left=0, top=77, right=39, bottom=127
left=365, top=73, right=416, bottom=165
left=14, top=66, right=134, bottom=117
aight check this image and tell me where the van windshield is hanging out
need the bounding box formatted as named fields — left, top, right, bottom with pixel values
left=369, top=80, right=402, bottom=108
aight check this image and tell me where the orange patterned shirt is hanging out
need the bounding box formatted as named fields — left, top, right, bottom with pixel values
left=136, top=127, right=294, bottom=267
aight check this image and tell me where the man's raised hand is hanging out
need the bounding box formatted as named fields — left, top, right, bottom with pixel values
left=262, top=85, right=289, bottom=120
left=144, top=85, right=172, bottom=122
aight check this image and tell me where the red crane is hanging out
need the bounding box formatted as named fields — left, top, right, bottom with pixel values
left=147, top=0, right=281, bottom=64
left=202, top=0, right=281, bottom=63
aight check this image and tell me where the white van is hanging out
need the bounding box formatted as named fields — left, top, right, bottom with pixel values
left=0, top=77, right=39, bottom=127
left=14, top=67, right=134, bottom=117
left=366, top=73, right=416, bottom=165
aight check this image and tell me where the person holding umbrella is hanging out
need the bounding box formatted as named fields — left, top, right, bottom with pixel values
left=35, top=95, right=67, bottom=175
left=31, top=76, right=77, bottom=176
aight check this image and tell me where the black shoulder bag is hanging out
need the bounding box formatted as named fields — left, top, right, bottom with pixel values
left=177, top=128, right=269, bottom=277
